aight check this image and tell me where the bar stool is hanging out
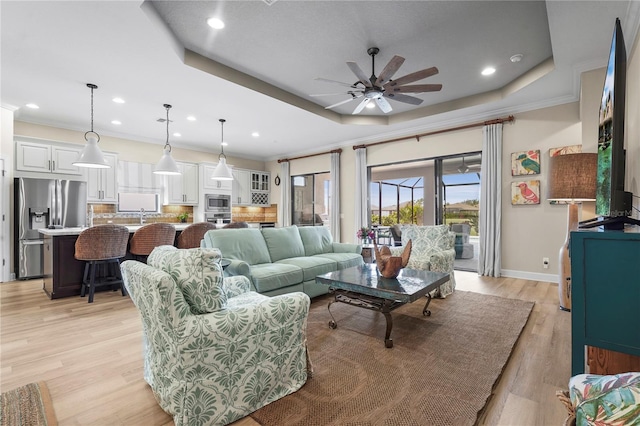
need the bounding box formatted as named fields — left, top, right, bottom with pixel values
left=223, top=221, right=249, bottom=229
left=177, top=222, right=216, bottom=249
left=129, top=223, right=176, bottom=263
left=75, top=224, right=130, bottom=303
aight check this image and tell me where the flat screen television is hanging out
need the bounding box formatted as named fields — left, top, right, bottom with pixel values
left=580, top=18, right=639, bottom=230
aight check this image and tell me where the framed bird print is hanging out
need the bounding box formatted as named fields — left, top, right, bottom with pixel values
left=511, top=150, right=540, bottom=176
left=511, top=180, right=540, bottom=205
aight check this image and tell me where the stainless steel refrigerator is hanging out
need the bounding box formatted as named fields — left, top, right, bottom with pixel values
left=14, top=177, right=87, bottom=279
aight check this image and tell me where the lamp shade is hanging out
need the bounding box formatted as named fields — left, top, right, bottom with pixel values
left=73, top=136, right=110, bottom=168
left=547, top=153, right=597, bottom=201
left=211, top=157, right=234, bottom=180
left=154, top=147, right=181, bottom=175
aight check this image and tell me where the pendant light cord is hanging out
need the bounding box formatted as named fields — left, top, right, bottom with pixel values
left=164, top=104, right=172, bottom=152
left=219, top=118, right=227, bottom=160
left=84, top=83, right=100, bottom=142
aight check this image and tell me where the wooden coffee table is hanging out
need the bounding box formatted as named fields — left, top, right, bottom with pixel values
left=316, top=264, right=449, bottom=348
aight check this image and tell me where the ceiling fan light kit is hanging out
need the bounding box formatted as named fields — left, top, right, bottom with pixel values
left=154, top=104, right=182, bottom=175
left=315, top=47, right=442, bottom=115
left=211, top=118, right=234, bottom=181
left=73, top=83, right=111, bottom=169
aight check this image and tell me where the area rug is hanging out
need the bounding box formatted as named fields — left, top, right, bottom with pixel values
left=251, top=290, right=534, bottom=426
left=0, top=381, right=57, bottom=426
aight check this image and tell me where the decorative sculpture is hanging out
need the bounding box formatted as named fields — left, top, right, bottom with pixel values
left=373, top=239, right=412, bottom=278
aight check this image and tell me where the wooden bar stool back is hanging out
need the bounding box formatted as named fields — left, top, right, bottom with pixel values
left=75, top=224, right=130, bottom=303
left=177, top=222, right=216, bottom=249
left=129, top=223, right=177, bottom=263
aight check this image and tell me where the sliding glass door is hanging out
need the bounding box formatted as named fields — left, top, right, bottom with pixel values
left=291, top=172, right=331, bottom=228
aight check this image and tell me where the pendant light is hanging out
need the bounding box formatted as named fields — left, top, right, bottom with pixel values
left=154, top=104, right=181, bottom=175
left=457, top=156, right=469, bottom=174
left=211, top=118, right=234, bottom=180
left=73, top=83, right=110, bottom=168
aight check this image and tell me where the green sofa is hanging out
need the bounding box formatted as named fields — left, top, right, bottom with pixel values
left=202, top=225, right=363, bottom=298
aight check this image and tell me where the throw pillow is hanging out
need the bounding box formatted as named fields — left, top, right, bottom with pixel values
left=148, top=246, right=227, bottom=314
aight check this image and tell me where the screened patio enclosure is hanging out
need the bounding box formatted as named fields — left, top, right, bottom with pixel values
left=369, top=153, right=481, bottom=271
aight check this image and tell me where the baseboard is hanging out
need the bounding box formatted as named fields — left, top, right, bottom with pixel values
left=500, top=269, right=557, bottom=284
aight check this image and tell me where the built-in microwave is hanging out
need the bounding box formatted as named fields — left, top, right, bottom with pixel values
left=204, top=194, right=231, bottom=212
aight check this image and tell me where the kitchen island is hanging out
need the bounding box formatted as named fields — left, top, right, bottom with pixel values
left=39, top=223, right=191, bottom=299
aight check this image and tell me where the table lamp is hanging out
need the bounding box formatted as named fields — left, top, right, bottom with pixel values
left=547, top=152, right=597, bottom=311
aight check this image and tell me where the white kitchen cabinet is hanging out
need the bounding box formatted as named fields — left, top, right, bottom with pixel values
left=202, top=164, right=233, bottom=192
left=166, top=162, right=199, bottom=205
left=16, top=140, right=83, bottom=175
left=118, top=161, right=162, bottom=192
left=250, top=171, right=270, bottom=206
left=87, top=153, right=118, bottom=203
left=232, top=169, right=251, bottom=205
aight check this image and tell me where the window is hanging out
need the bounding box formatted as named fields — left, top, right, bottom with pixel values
left=292, top=172, right=331, bottom=228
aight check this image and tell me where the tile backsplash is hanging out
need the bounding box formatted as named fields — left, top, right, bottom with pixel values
left=232, top=205, right=277, bottom=223
left=88, top=204, right=193, bottom=225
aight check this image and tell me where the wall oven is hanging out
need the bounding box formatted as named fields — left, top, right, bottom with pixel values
left=205, top=194, right=231, bottom=212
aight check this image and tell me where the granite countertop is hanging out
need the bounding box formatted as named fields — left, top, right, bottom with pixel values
left=38, top=223, right=192, bottom=236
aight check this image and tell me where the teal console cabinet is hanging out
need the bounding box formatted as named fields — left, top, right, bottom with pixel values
left=570, top=230, right=640, bottom=375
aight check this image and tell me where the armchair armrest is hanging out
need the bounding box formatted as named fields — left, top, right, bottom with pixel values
left=180, top=292, right=311, bottom=351
left=332, top=242, right=362, bottom=253
left=429, top=248, right=455, bottom=273
left=222, top=275, right=252, bottom=298
left=225, top=260, right=252, bottom=279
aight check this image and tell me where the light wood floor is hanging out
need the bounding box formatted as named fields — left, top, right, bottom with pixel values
left=1, top=272, right=571, bottom=425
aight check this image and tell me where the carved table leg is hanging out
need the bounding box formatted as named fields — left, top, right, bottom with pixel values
left=422, top=293, right=433, bottom=316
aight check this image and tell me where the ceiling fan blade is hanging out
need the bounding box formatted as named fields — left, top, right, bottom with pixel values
left=375, top=96, right=393, bottom=113
left=384, top=92, right=424, bottom=105
left=325, top=97, right=359, bottom=110
left=309, top=92, right=352, bottom=97
left=315, top=77, right=357, bottom=88
left=352, top=98, right=370, bottom=114
left=375, top=55, right=405, bottom=86
left=384, top=67, right=439, bottom=88
left=347, top=62, right=372, bottom=87
left=386, top=84, right=442, bottom=93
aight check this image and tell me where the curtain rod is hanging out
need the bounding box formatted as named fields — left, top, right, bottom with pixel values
left=352, top=115, right=515, bottom=150
left=278, top=148, right=342, bottom=163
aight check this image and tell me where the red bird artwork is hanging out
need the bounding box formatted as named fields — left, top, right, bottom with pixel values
left=517, top=182, right=539, bottom=204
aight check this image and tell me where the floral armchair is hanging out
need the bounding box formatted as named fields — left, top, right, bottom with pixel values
left=121, top=245, right=311, bottom=426
left=389, top=224, right=456, bottom=298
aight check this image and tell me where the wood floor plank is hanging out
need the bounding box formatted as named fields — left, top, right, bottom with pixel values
left=1, top=272, right=570, bottom=425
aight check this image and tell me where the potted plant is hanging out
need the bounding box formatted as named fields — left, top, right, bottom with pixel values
left=177, top=212, right=189, bottom=223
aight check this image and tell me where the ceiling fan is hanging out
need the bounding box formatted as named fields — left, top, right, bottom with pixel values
left=312, top=47, right=442, bottom=115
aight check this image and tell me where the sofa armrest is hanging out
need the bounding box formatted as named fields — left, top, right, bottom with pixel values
left=332, top=242, right=362, bottom=253
left=429, top=248, right=455, bottom=273
left=223, top=275, right=252, bottom=298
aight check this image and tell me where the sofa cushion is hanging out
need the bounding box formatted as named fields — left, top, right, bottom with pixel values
left=277, top=256, right=337, bottom=281
left=203, top=228, right=271, bottom=265
left=298, top=226, right=333, bottom=256
left=401, top=224, right=454, bottom=261
left=147, top=246, right=226, bottom=314
left=250, top=263, right=304, bottom=294
left=313, top=253, right=364, bottom=270
left=261, top=226, right=305, bottom=262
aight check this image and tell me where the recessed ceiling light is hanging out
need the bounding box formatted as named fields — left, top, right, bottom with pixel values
left=25, top=103, right=39, bottom=109
left=510, top=54, right=523, bottom=63
left=112, top=97, right=125, bottom=104
left=186, top=116, right=196, bottom=121
left=481, top=67, right=496, bottom=76
left=207, top=17, right=225, bottom=29
left=221, top=142, right=228, bottom=147
left=366, top=102, right=376, bottom=109
left=111, top=120, right=121, bottom=125
left=252, top=132, right=260, bottom=137
left=173, top=132, right=181, bottom=137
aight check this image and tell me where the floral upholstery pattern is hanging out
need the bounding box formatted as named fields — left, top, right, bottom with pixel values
left=147, top=245, right=226, bottom=314
left=561, top=372, right=640, bottom=426
left=389, top=224, right=456, bottom=297
left=122, top=247, right=311, bottom=426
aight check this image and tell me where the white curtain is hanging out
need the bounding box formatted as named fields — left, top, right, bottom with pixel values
left=279, top=161, right=291, bottom=227
left=355, top=147, right=368, bottom=243
left=330, top=151, right=341, bottom=241
left=478, top=123, right=503, bottom=277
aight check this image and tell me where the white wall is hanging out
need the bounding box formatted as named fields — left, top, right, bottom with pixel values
left=626, top=26, right=640, bottom=215
left=1, top=108, right=15, bottom=281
